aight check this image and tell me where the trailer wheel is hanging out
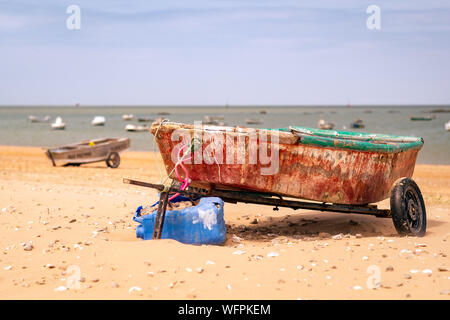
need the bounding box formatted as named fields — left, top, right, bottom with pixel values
left=390, top=178, right=426, bottom=237
left=106, top=152, right=120, bottom=168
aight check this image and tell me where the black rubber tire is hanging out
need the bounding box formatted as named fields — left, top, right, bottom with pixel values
left=106, top=152, right=120, bottom=168
left=390, top=177, right=426, bottom=237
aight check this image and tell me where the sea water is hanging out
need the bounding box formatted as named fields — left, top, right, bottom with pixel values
left=0, top=105, right=449, bottom=164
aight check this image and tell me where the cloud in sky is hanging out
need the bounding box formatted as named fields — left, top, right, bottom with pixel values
left=0, top=0, right=449, bottom=105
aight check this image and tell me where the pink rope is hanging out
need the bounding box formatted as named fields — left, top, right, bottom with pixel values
left=168, top=144, right=191, bottom=202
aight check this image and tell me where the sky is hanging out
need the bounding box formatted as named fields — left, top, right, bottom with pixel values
left=0, top=0, right=449, bottom=106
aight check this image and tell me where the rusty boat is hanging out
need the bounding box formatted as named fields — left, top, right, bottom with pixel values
left=46, top=137, right=130, bottom=168
left=124, top=122, right=427, bottom=239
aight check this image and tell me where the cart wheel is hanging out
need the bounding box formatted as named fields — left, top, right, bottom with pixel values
left=390, top=178, right=426, bottom=237
left=106, top=152, right=120, bottom=168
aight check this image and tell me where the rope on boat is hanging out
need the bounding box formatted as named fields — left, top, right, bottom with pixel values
left=152, top=119, right=169, bottom=184
left=152, top=119, right=194, bottom=202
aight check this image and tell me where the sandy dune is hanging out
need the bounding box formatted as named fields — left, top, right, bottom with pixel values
left=0, top=146, right=449, bottom=299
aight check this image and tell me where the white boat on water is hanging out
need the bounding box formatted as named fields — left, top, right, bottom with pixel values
left=125, top=124, right=149, bottom=132
left=29, top=115, right=51, bottom=123
left=318, top=119, right=335, bottom=130
left=122, top=114, right=134, bottom=121
left=92, top=116, right=105, bottom=126
left=445, top=121, right=450, bottom=131
left=51, top=117, right=66, bottom=130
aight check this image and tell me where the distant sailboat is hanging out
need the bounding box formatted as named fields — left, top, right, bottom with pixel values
left=445, top=121, right=450, bottom=131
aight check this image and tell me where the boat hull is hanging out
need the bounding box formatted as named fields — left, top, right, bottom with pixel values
left=47, top=138, right=130, bottom=164
left=152, top=123, right=422, bottom=205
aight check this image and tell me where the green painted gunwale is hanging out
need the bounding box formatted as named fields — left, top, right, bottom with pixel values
left=274, top=126, right=424, bottom=153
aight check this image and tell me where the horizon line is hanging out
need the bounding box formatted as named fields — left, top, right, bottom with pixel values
left=0, top=104, right=449, bottom=108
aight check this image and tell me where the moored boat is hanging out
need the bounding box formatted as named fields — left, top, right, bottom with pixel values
left=123, top=114, right=134, bottom=121
left=245, top=118, right=263, bottom=125
left=150, top=122, right=424, bottom=205
left=317, top=119, right=334, bottom=130
left=51, top=117, right=66, bottom=130
left=204, top=116, right=226, bottom=125
left=410, top=115, right=435, bottom=121
left=125, top=124, right=149, bottom=132
left=29, top=115, right=51, bottom=123
left=350, top=118, right=365, bottom=128
left=138, top=117, right=154, bottom=123
left=92, top=116, right=106, bottom=126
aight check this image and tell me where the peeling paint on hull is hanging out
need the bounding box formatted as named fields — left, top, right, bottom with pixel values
left=152, top=123, right=422, bottom=205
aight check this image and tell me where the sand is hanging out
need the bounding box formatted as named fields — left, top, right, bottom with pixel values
left=0, top=145, right=449, bottom=299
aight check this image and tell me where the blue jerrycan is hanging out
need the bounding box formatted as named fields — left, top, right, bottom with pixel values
left=133, top=196, right=226, bottom=245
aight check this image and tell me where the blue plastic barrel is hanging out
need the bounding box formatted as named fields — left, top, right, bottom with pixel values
left=133, top=197, right=226, bottom=245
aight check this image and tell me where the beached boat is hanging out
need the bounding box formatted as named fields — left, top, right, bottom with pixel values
left=51, top=117, right=66, bottom=130
left=140, top=122, right=426, bottom=237
left=410, top=115, right=435, bottom=121
left=92, top=116, right=106, bottom=126
left=45, top=137, right=130, bottom=168
left=445, top=121, right=450, bottom=131
left=317, top=119, right=334, bottom=130
left=150, top=122, right=424, bottom=205
left=350, top=119, right=365, bottom=129
left=123, top=114, right=134, bottom=121
left=125, top=124, right=149, bottom=132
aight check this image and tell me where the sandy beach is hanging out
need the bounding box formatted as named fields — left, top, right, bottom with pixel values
left=0, top=145, right=449, bottom=300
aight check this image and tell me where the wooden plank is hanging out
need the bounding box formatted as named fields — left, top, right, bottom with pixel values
left=152, top=191, right=170, bottom=239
